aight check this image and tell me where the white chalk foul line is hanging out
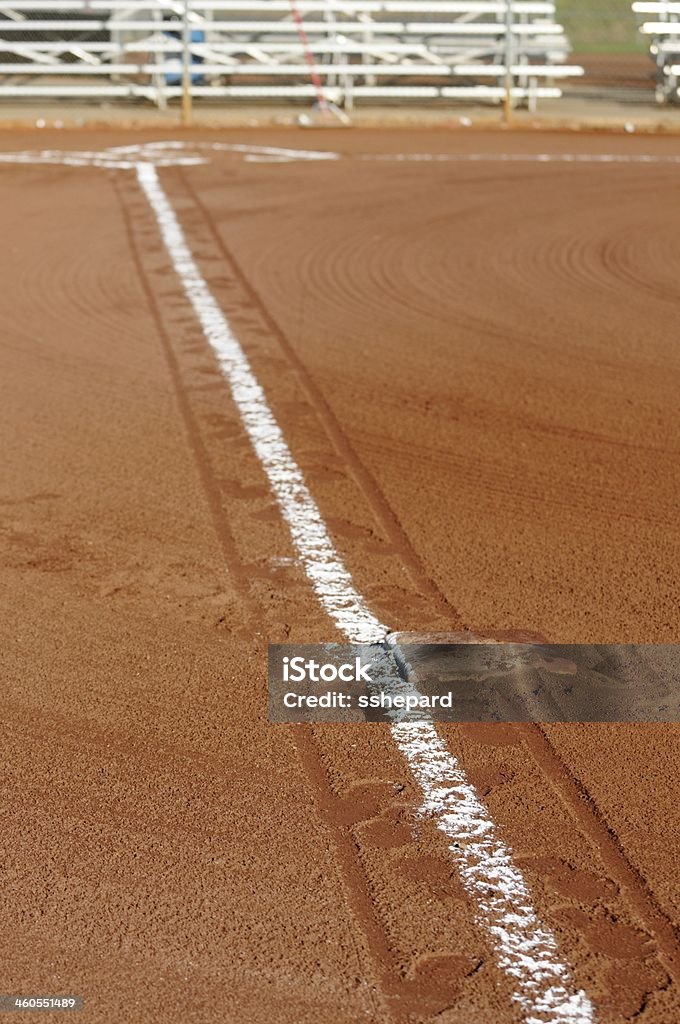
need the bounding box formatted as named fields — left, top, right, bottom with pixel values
left=0, top=141, right=339, bottom=170
left=360, top=152, right=680, bottom=164
left=0, top=147, right=206, bottom=170
left=3, top=141, right=680, bottom=171
left=136, top=158, right=594, bottom=1024
left=392, top=722, right=594, bottom=1024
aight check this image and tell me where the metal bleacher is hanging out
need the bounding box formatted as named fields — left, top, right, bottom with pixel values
left=0, top=1, right=582, bottom=108
left=633, top=0, right=680, bottom=102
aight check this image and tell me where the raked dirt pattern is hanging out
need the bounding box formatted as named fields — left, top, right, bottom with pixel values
left=0, top=128, right=679, bottom=1023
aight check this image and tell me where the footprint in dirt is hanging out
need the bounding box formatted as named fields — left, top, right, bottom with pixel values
left=395, top=952, right=484, bottom=1018
left=516, top=855, right=618, bottom=904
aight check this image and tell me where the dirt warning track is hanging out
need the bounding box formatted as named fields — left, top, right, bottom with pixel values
left=1, top=129, right=679, bottom=1023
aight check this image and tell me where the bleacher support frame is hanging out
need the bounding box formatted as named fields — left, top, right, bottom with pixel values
left=634, top=0, right=680, bottom=103
left=0, top=1, right=582, bottom=108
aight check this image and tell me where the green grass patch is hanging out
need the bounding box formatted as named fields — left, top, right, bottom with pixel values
left=556, top=1, right=646, bottom=53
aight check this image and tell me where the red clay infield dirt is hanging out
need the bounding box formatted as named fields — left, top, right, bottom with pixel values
left=1, top=127, right=679, bottom=1023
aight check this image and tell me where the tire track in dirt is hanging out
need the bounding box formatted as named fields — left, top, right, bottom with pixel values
left=112, top=171, right=261, bottom=639
left=518, top=723, right=680, bottom=985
